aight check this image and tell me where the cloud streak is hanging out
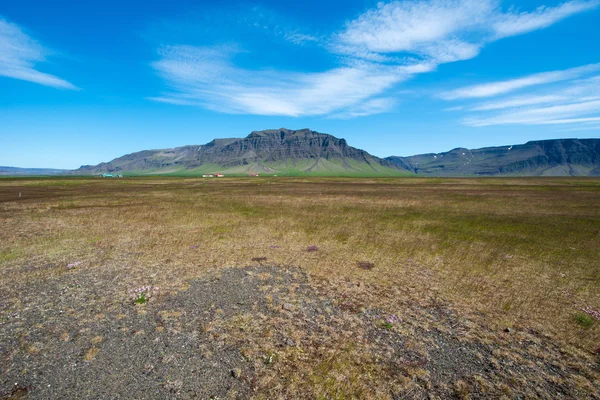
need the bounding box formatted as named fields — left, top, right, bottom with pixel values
left=470, top=95, right=567, bottom=111
left=464, top=99, right=600, bottom=126
left=492, top=0, right=599, bottom=39
left=151, top=45, right=413, bottom=117
left=336, top=0, right=598, bottom=64
left=0, top=17, right=77, bottom=89
left=151, top=0, right=598, bottom=117
left=444, top=67, right=600, bottom=127
left=441, top=63, right=600, bottom=99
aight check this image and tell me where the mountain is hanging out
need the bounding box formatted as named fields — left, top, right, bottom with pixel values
left=7, top=133, right=598, bottom=177
left=75, top=128, right=407, bottom=176
left=386, top=139, right=600, bottom=177
left=0, top=166, right=68, bottom=176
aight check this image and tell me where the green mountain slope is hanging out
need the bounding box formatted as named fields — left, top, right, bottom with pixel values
left=75, top=128, right=411, bottom=176
left=23, top=133, right=598, bottom=178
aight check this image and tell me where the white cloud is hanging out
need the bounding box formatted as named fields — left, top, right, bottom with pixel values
left=338, top=0, right=493, bottom=56
left=541, top=117, right=600, bottom=124
left=284, top=32, right=319, bottom=45
left=151, top=0, right=598, bottom=117
left=493, top=0, right=599, bottom=39
left=446, top=67, right=600, bottom=127
left=336, top=0, right=597, bottom=64
left=330, top=97, right=396, bottom=119
left=0, top=17, right=77, bottom=89
left=152, top=45, right=413, bottom=116
left=443, top=106, right=465, bottom=111
left=418, top=40, right=482, bottom=63
left=470, top=95, right=567, bottom=111
left=441, top=63, right=600, bottom=99
left=464, top=99, right=600, bottom=126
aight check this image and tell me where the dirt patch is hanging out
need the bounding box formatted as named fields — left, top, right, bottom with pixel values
left=1, top=266, right=599, bottom=399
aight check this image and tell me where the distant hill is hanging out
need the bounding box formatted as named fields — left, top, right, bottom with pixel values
left=0, top=166, right=68, bottom=176
left=386, top=139, right=600, bottom=177
left=75, top=128, right=408, bottom=176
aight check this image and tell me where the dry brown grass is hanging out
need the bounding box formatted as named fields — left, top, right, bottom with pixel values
left=0, top=176, right=599, bottom=397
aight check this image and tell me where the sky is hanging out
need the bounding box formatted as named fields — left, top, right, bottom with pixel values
left=1, top=0, right=599, bottom=169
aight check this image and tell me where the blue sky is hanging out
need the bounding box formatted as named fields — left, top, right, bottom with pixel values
left=1, top=0, right=599, bottom=168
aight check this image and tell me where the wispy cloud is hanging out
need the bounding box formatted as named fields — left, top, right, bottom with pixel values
left=443, top=106, right=465, bottom=111
left=150, top=45, right=411, bottom=116
left=336, top=0, right=492, bottom=63
left=329, top=97, right=397, bottom=119
left=283, top=32, right=319, bottom=45
left=492, top=0, right=599, bottom=39
left=470, top=95, right=567, bottom=111
left=464, top=99, right=600, bottom=126
left=447, top=69, right=600, bottom=127
left=150, top=1, right=598, bottom=117
left=0, top=17, right=77, bottom=89
left=440, top=63, right=600, bottom=100
left=336, top=0, right=598, bottom=64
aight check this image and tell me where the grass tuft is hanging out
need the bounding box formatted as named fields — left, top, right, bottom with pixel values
left=574, top=313, right=595, bottom=329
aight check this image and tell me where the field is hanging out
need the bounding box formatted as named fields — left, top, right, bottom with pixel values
left=1, top=177, right=599, bottom=399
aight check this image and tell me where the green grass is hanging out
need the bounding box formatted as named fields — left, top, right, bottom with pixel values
left=1, top=176, right=599, bottom=351
left=0, top=249, right=20, bottom=262
left=574, top=313, right=595, bottom=329
left=2, top=175, right=600, bottom=398
left=82, top=157, right=414, bottom=177
left=134, top=292, right=149, bottom=304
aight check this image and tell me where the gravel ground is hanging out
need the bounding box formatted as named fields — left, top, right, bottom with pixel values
left=1, top=265, right=599, bottom=399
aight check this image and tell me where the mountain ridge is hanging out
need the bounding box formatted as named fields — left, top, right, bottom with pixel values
left=75, top=128, right=406, bottom=176
left=5, top=131, right=600, bottom=177
left=386, top=138, right=600, bottom=176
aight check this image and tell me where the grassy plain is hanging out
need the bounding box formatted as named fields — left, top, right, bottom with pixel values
left=1, top=176, right=599, bottom=398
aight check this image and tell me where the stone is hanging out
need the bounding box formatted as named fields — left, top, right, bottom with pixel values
left=231, top=368, right=242, bottom=379
left=164, top=380, right=183, bottom=393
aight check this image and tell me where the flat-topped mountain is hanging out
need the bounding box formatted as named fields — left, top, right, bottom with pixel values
left=75, top=128, right=406, bottom=176
left=386, top=139, right=600, bottom=176
left=7, top=133, right=598, bottom=177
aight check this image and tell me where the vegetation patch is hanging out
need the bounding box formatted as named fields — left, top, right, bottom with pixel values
left=575, top=312, right=595, bottom=329
left=1, top=177, right=599, bottom=398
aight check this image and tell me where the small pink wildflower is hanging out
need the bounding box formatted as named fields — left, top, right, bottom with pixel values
left=128, top=285, right=159, bottom=302
left=380, top=313, right=401, bottom=329
left=306, top=245, right=318, bottom=252
left=66, top=261, right=81, bottom=269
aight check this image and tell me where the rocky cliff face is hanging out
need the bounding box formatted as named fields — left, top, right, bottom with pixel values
left=215, top=129, right=396, bottom=167
left=76, top=128, right=404, bottom=175
left=386, top=139, right=600, bottom=176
